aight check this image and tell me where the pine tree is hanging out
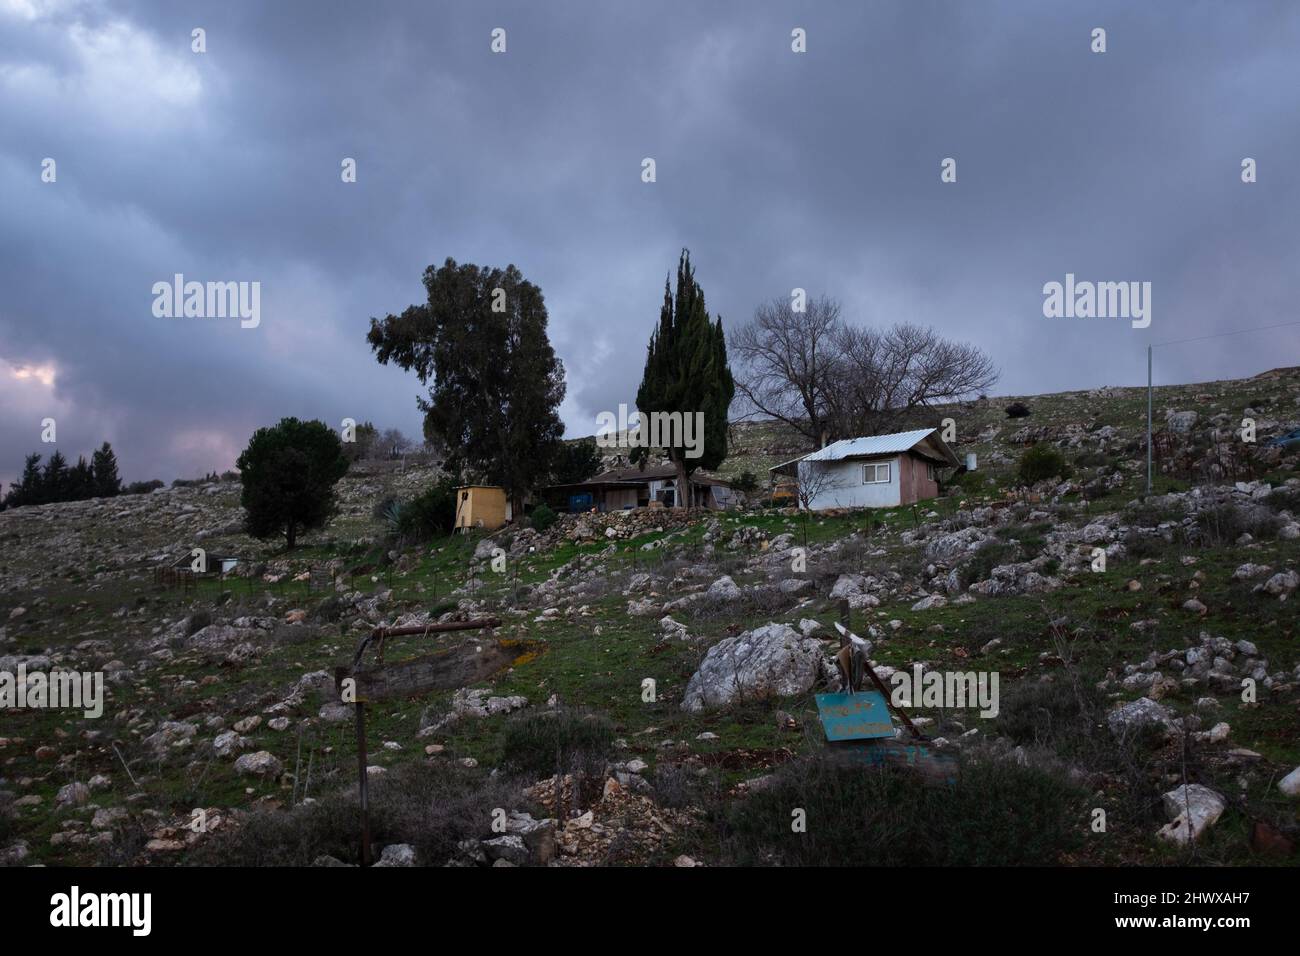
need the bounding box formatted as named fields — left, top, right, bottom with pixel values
left=632, top=250, right=735, bottom=506
left=69, top=456, right=94, bottom=500
left=237, top=418, right=349, bottom=550
left=40, top=450, right=69, bottom=504
left=3, top=453, right=42, bottom=507
left=91, top=442, right=122, bottom=497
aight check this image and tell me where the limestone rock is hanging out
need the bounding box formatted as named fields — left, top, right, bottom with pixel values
left=1157, top=784, right=1226, bottom=844
left=233, top=750, right=282, bottom=777
left=682, top=623, right=825, bottom=713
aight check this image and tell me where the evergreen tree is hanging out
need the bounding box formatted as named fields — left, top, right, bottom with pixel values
left=69, top=456, right=94, bottom=500
left=40, top=450, right=69, bottom=504
left=237, top=418, right=349, bottom=550
left=632, top=250, right=735, bottom=507
left=551, top=438, right=604, bottom=484
left=367, top=258, right=566, bottom=515
left=2, top=453, right=42, bottom=508
left=91, top=442, right=122, bottom=497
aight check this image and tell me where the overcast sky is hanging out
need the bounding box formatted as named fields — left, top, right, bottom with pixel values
left=2, top=0, right=1298, bottom=487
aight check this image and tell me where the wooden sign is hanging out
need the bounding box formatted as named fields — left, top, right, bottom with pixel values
left=815, top=691, right=894, bottom=741
left=341, top=616, right=507, bottom=866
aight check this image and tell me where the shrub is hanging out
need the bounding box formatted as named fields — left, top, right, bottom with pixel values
left=189, top=761, right=522, bottom=866
left=530, top=502, right=558, bottom=533
left=959, top=539, right=1017, bottom=588
left=0, top=792, right=13, bottom=847
left=947, top=469, right=987, bottom=494
left=995, top=521, right=1051, bottom=556
left=1018, top=444, right=1069, bottom=485
left=685, top=582, right=800, bottom=623
left=1265, top=486, right=1300, bottom=515
left=123, top=479, right=164, bottom=496
left=1123, top=500, right=1185, bottom=528
left=651, top=763, right=715, bottom=810
left=1196, top=503, right=1282, bottom=546
left=732, top=471, right=760, bottom=493
left=393, top=478, right=458, bottom=542
left=1121, top=530, right=1169, bottom=560
left=720, top=753, right=1084, bottom=866
left=1005, top=401, right=1031, bottom=419
left=500, top=707, right=614, bottom=780
left=995, top=678, right=1105, bottom=755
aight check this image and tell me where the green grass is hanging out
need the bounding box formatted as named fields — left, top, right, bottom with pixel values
left=2, top=365, right=1298, bottom=866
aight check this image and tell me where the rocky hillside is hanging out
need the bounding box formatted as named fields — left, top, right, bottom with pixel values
left=1, top=368, right=1298, bottom=867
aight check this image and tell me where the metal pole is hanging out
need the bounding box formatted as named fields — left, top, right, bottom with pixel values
left=1146, top=344, right=1153, bottom=495
left=355, top=702, right=371, bottom=866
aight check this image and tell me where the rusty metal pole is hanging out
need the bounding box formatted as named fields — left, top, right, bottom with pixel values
left=833, top=621, right=929, bottom=741
left=356, top=702, right=371, bottom=866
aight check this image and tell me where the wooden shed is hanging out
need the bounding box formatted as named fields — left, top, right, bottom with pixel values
left=454, top=485, right=511, bottom=531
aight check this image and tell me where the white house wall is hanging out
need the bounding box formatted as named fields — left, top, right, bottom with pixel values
left=798, top=456, right=901, bottom=510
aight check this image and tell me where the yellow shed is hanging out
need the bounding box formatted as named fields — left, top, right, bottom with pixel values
left=454, top=485, right=511, bottom=531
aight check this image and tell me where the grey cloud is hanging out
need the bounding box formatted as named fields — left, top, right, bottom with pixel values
left=2, top=0, right=1297, bottom=487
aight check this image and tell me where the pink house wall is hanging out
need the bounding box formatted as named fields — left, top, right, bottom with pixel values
left=899, top=453, right=941, bottom=505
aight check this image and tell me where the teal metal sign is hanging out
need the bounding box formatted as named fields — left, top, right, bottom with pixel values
left=838, top=739, right=959, bottom=786
left=815, top=691, right=894, bottom=741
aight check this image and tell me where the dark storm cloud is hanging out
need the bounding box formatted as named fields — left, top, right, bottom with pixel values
left=1, top=0, right=1298, bottom=488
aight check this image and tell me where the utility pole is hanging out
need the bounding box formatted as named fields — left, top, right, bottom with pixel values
left=1146, top=344, right=1153, bottom=495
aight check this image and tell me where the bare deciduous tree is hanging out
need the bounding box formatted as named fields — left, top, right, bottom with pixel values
left=832, top=323, right=998, bottom=437
left=730, top=295, right=841, bottom=446
left=379, top=428, right=413, bottom=459
left=786, top=459, right=848, bottom=546
left=730, top=298, right=998, bottom=445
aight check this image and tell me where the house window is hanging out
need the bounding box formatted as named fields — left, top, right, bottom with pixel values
left=926, top=463, right=937, bottom=481
left=863, top=462, right=891, bottom=484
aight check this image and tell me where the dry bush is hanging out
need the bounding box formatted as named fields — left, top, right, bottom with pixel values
left=717, top=752, right=1085, bottom=866
left=189, top=760, right=524, bottom=866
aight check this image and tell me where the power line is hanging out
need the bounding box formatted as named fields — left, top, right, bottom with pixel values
left=1152, top=319, right=1300, bottom=349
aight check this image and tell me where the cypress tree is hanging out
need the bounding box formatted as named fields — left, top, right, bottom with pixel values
left=632, top=250, right=735, bottom=507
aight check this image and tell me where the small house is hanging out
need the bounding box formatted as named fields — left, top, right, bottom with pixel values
left=769, top=428, right=960, bottom=511
left=540, top=464, right=734, bottom=513
left=454, top=485, right=512, bottom=531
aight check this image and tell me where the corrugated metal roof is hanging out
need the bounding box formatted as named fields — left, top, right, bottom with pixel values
left=802, top=428, right=938, bottom=461
left=771, top=428, right=941, bottom=470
